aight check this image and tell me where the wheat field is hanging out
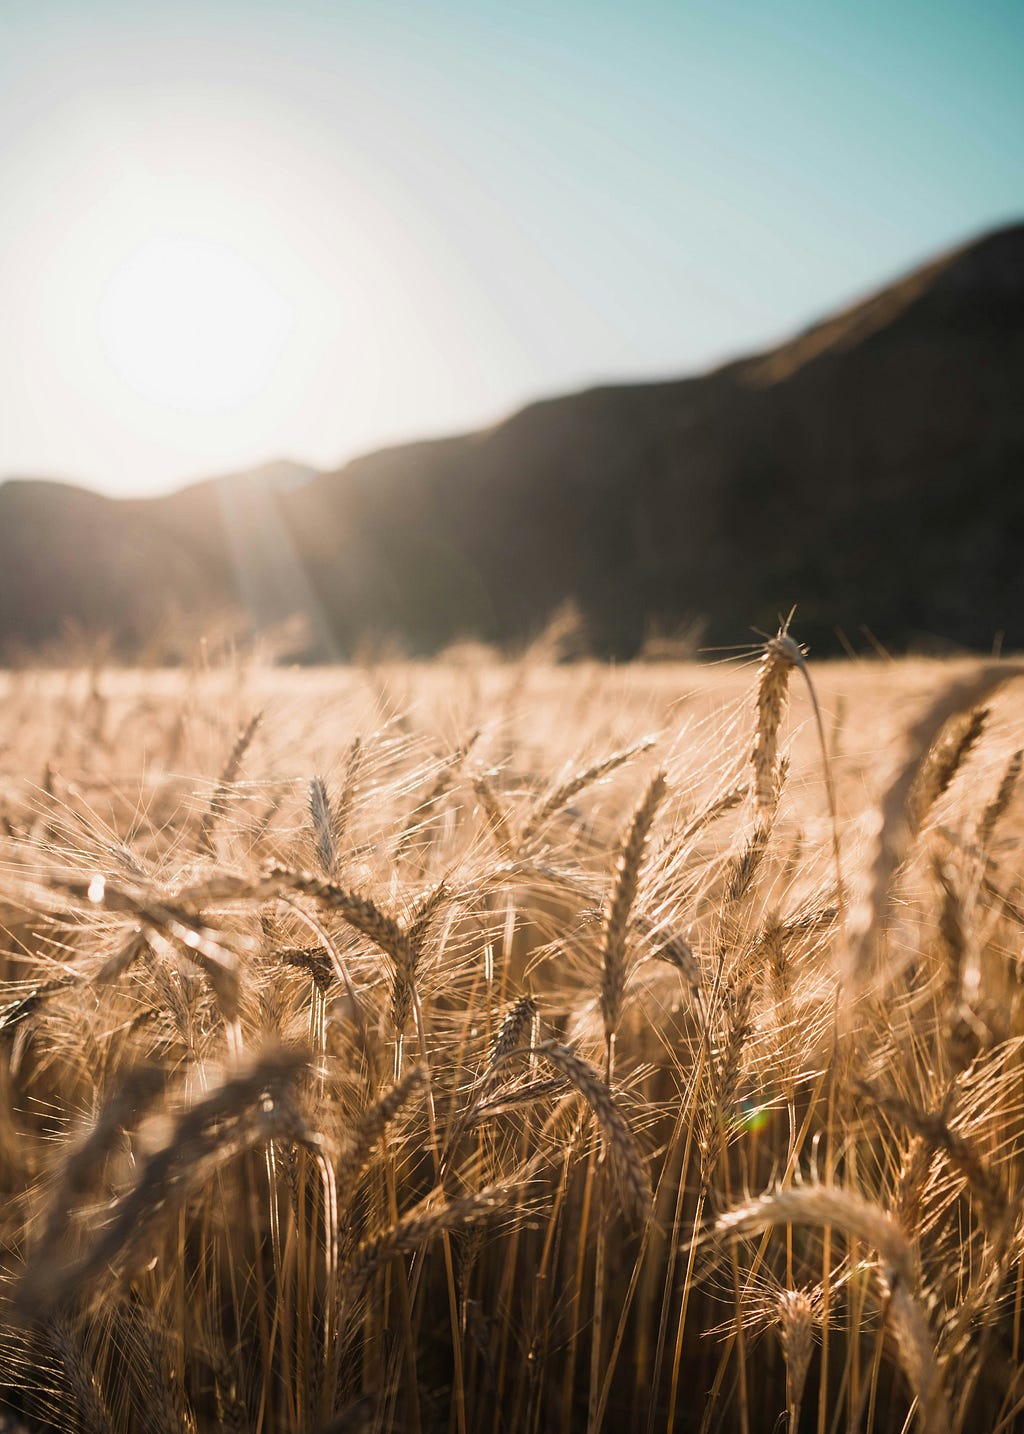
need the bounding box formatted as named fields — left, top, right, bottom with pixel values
left=1, top=640, right=1023, bottom=1433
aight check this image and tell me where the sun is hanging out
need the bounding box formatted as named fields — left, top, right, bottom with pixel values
left=98, top=236, right=294, bottom=413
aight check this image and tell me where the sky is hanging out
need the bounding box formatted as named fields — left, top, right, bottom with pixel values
left=1, top=0, right=1021, bottom=498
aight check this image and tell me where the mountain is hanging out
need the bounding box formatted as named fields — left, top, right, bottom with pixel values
left=0, top=460, right=320, bottom=658
left=2, top=222, right=1022, bottom=659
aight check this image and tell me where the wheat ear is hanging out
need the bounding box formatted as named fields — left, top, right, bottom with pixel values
left=600, top=770, right=667, bottom=1053
left=751, top=632, right=798, bottom=822
left=198, top=710, right=262, bottom=853
left=776, top=1289, right=814, bottom=1430
left=848, top=664, right=1024, bottom=985
left=537, top=1041, right=652, bottom=1224
left=309, top=776, right=337, bottom=877
left=520, top=736, right=655, bottom=847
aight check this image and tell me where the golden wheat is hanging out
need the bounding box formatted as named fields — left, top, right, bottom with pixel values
left=0, top=646, right=1021, bottom=1432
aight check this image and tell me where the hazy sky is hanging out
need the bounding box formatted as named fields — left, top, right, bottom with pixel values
left=2, top=0, right=1021, bottom=497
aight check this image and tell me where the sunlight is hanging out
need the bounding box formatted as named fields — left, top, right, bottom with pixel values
left=98, top=236, right=294, bottom=412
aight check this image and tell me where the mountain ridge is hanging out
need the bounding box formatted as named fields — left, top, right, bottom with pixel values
left=2, top=219, right=1022, bottom=658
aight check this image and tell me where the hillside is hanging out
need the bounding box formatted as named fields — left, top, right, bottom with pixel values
left=2, top=222, right=1022, bottom=658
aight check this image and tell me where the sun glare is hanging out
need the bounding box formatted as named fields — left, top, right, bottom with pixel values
left=98, top=237, right=294, bottom=413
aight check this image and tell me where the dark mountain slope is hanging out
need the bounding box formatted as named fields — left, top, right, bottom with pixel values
left=275, top=222, right=1024, bottom=654
left=1, top=222, right=1022, bottom=657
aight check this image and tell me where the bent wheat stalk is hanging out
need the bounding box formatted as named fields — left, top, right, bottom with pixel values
left=712, top=1185, right=948, bottom=1434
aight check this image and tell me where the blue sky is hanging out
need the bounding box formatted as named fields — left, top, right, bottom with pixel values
left=2, top=0, right=1021, bottom=495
